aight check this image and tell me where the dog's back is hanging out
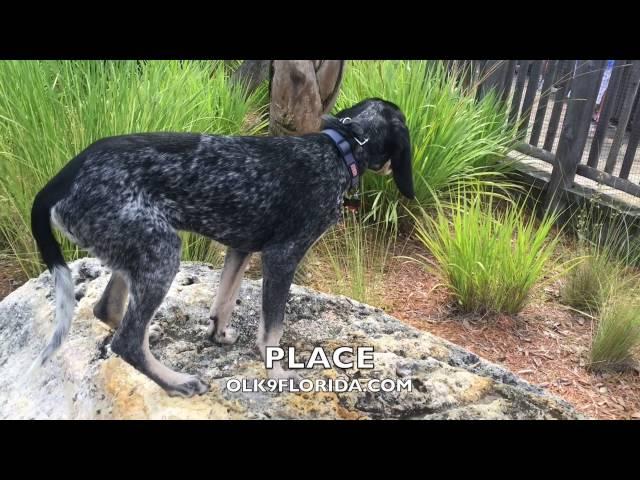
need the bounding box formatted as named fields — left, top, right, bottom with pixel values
left=48, top=132, right=345, bottom=253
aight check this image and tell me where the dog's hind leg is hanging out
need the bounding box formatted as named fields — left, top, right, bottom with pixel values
left=256, top=244, right=304, bottom=381
left=109, top=229, right=208, bottom=398
left=93, top=271, right=128, bottom=330
left=208, top=248, right=251, bottom=344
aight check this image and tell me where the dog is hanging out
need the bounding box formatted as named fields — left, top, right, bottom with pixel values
left=29, top=97, right=414, bottom=397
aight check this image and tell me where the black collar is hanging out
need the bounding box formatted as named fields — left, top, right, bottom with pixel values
left=322, top=128, right=361, bottom=191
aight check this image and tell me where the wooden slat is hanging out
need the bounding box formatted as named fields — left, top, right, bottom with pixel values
left=605, top=61, right=640, bottom=174
left=572, top=60, right=606, bottom=163
left=555, top=61, right=581, bottom=137
left=618, top=106, right=640, bottom=179
left=473, top=60, right=486, bottom=91
left=491, top=60, right=510, bottom=98
left=545, top=60, right=601, bottom=214
left=577, top=164, right=640, bottom=198
left=519, top=61, right=543, bottom=135
left=611, top=61, right=633, bottom=122
left=543, top=60, right=574, bottom=152
left=529, top=60, right=558, bottom=147
left=477, top=60, right=503, bottom=101
left=587, top=60, right=627, bottom=168
left=500, top=60, right=517, bottom=105
left=515, top=142, right=556, bottom=164
left=509, top=60, right=530, bottom=125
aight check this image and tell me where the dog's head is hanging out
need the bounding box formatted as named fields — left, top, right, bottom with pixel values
left=324, top=98, right=414, bottom=199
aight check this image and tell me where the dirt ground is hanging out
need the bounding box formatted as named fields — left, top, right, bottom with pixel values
left=0, top=256, right=25, bottom=302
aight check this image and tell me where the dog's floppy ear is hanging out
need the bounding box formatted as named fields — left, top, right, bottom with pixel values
left=389, top=118, right=415, bottom=199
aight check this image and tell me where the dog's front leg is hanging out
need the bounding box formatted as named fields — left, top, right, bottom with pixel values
left=256, top=246, right=301, bottom=381
left=208, top=248, right=252, bottom=344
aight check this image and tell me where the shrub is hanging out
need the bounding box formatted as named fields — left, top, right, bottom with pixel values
left=561, top=201, right=640, bottom=314
left=590, top=292, right=640, bottom=371
left=412, top=186, right=559, bottom=314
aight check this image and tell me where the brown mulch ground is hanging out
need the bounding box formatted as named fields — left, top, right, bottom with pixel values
left=0, top=256, right=25, bottom=302
left=381, top=239, right=640, bottom=420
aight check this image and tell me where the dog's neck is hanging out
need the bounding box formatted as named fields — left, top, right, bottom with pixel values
left=321, top=128, right=362, bottom=191
left=320, top=116, right=370, bottom=193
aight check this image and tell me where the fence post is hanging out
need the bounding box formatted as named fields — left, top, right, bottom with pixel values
left=544, top=60, right=601, bottom=217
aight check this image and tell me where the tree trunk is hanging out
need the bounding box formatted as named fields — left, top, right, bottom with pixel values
left=269, top=60, right=345, bottom=135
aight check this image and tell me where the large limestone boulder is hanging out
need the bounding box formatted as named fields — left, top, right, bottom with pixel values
left=0, top=258, right=582, bottom=420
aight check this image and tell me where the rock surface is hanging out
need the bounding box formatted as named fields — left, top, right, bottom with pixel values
left=0, top=258, right=582, bottom=420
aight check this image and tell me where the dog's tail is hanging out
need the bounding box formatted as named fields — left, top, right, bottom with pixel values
left=28, top=185, right=75, bottom=373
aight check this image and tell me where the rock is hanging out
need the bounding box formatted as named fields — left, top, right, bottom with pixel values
left=0, top=258, right=583, bottom=420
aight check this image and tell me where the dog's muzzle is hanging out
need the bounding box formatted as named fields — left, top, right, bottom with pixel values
left=375, top=160, right=392, bottom=176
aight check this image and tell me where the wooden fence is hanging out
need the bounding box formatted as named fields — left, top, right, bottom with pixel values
left=457, top=60, right=640, bottom=214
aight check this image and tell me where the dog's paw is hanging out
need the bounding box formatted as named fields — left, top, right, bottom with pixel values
left=165, top=375, right=209, bottom=398
left=211, top=326, right=239, bottom=345
left=148, top=323, right=164, bottom=343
